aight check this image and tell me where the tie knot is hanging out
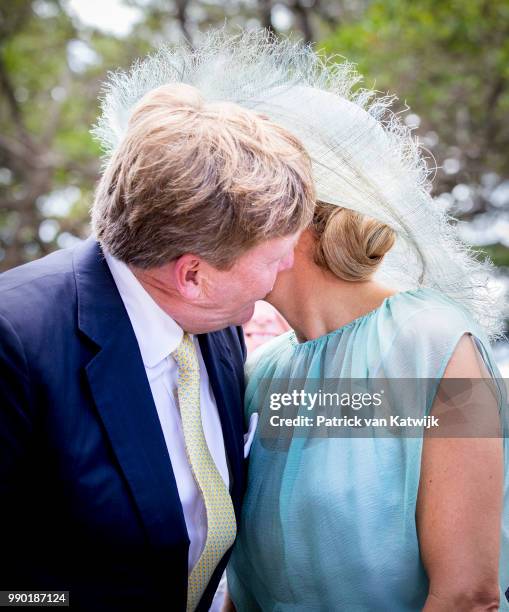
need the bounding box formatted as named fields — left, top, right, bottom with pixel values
left=172, top=332, right=199, bottom=372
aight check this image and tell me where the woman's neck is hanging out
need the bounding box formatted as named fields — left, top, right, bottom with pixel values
left=270, top=269, right=396, bottom=343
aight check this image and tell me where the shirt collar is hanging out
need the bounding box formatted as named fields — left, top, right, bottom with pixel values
left=104, top=250, right=184, bottom=368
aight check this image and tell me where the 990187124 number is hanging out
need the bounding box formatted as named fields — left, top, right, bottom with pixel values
left=0, top=592, right=69, bottom=607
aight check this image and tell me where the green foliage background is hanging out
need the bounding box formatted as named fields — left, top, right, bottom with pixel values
left=1, top=0, right=508, bottom=307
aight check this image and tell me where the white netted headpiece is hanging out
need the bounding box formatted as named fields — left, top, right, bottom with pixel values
left=92, top=28, right=506, bottom=339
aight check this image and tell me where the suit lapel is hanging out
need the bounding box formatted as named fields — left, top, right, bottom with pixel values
left=74, top=237, right=188, bottom=552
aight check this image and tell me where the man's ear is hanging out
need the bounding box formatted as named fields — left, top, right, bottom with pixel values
left=173, top=254, right=204, bottom=300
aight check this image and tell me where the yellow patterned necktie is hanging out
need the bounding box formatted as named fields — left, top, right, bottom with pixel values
left=172, top=333, right=237, bottom=612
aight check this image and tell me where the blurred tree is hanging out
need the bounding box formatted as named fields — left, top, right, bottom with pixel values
left=321, top=0, right=509, bottom=223
left=0, top=0, right=146, bottom=268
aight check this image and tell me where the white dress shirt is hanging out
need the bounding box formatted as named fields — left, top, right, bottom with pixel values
left=104, top=251, right=230, bottom=575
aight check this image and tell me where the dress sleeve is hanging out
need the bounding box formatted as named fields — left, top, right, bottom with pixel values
left=377, top=298, right=507, bottom=428
left=378, top=298, right=498, bottom=374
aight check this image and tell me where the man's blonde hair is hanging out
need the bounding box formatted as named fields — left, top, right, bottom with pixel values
left=91, top=83, right=315, bottom=269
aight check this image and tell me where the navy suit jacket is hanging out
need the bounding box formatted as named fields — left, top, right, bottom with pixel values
left=0, top=238, right=246, bottom=611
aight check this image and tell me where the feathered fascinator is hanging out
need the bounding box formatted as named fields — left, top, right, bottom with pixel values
left=92, top=28, right=506, bottom=339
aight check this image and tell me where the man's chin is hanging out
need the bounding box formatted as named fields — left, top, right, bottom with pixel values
left=262, top=290, right=276, bottom=306
left=233, top=303, right=256, bottom=326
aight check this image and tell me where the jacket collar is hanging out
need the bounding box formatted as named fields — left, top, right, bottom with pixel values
left=103, top=250, right=184, bottom=368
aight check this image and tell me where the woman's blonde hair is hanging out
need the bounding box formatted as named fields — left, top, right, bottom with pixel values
left=91, top=83, right=315, bottom=269
left=312, top=201, right=396, bottom=281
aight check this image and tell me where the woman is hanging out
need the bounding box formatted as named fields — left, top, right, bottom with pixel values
left=227, top=204, right=508, bottom=611
left=221, top=33, right=509, bottom=612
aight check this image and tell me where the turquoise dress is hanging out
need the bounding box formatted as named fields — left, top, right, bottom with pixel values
left=228, top=288, right=509, bottom=611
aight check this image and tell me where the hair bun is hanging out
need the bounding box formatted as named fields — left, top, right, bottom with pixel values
left=313, top=203, right=396, bottom=281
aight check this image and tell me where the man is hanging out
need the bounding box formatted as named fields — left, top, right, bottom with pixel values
left=0, top=79, right=315, bottom=611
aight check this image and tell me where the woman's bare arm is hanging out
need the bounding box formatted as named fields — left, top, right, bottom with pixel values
left=417, top=334, right=503, bottom=611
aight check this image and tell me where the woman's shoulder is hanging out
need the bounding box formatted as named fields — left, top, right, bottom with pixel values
left=385, top=287, right=478, bottom=336
left=374, top=287, right=490, bottom=377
